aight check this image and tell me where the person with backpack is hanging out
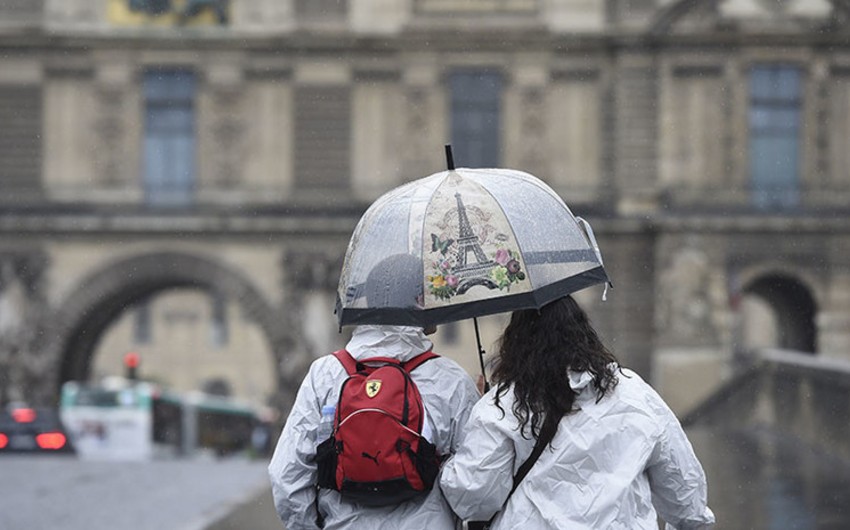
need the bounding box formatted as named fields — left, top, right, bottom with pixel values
left=440, top=295, right=715, bottom=530
left=269, top=255, right=479, bottom=529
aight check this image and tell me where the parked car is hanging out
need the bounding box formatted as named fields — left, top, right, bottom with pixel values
left=0, top=403, right=75, bottom=454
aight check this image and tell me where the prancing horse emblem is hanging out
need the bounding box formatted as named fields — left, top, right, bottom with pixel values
left=365, top=379, right=382, bottom=398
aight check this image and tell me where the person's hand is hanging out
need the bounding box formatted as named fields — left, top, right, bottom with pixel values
left=476, top=375, right=487, bottom=395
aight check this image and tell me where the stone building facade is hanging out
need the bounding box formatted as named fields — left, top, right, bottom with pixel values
left=1, top=0, right=849, bottom=415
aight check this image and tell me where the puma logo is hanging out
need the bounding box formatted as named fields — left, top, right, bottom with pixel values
left=361, top=451, right=381, bottom=465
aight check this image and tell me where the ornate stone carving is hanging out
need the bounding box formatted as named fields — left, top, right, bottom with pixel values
left=209, top=86, right=246, bottom=188
left=403, top=86, right=433, bottom=177
left=0, top=250, right=50, bottom=405
left=282, top=249, right=346, bottom=360
left=518, top=85, right=547, bottom=177
left=657, top=245, right=724, bottom=346
left=94, top=85, right=127, bottom=186
left=283, top=249, right=343, bottom=294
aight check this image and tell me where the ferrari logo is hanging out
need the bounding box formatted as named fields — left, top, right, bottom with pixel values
left=365, top=379, right=382, bottom=398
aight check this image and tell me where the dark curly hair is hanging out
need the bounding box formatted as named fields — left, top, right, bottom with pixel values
left=492, top=295, right=620, bottom=440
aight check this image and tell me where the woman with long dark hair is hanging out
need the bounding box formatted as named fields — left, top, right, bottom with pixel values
left=440, top=295, right=715, bottom=529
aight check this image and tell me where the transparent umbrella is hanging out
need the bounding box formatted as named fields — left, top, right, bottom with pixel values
left=336, top=147, right=611, bottom=382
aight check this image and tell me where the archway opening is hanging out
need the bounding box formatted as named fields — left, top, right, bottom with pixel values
left=53, top=252, right=292, bottom=410
left=89, top=287, right=275, bottom=408
left=740, top=274, right=817, bottom=354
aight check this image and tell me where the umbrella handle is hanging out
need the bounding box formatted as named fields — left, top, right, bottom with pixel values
left=473, top=317, right=490, bottom=393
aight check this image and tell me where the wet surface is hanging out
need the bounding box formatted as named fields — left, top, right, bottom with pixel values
left=7, top=428, right=848, bottom=530
left=0, top=455, right=270, bottom=530
left=687, top=426, right=850, bottom=530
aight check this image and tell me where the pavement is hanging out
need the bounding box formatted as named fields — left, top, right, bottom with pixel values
left=0, top=454, right=276, bottom=530
left=9, top=426, right=850, bottom=530
left=204, top=485, right=282, bottom=530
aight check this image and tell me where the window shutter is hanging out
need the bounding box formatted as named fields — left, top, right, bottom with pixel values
left=294, top=85, right=351, bottom=190
left=0, top=85, right=42, bottom=196
left=449, top=71, right=502, bottom=168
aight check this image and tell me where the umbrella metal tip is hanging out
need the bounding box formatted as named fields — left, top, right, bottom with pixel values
left=444, top=144, right=455, bottom=170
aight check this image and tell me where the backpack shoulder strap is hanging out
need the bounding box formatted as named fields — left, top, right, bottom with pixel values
left=402, top=351, right=439, bottom=372
left=333, top=350, right=406, bottom=374
left=332, top=349, right=359, bottom=375
left=511, top=413, right=560, bottom=494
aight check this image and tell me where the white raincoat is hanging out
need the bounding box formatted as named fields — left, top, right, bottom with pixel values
left=440, top=367, right=715, bottom=530
left=269, top=325, right=480, bottom=530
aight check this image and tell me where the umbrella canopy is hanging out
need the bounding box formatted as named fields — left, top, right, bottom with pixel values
left=336, top=167, right=609, bottom=328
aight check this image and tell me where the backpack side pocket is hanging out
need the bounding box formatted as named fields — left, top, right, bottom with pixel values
left=412, top=438, right=440, bottom=489
left=315, top=436, right=339, bottom=490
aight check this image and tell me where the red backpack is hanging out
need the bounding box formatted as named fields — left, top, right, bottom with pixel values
left=315, top=349, right=441, bottom=507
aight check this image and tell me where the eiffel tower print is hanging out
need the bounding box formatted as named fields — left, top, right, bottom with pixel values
left=452, top=193, right=497, bottom=294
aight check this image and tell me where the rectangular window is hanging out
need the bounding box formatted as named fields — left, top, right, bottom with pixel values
left=143, top=69, right=196, bottom=207
left=450, top=71, right=502, bottom=168
left=749, top=65, right=802, bottom=210
left=294, top=85, right=351, bottom=190
left=0, top=85, right=42, bottom=197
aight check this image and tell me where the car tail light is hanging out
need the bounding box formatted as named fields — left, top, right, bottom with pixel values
left=12, top=408, right=36, bottom=423
left=0, top=433, right=7, bottom=449
left=35, top=432, right=66, bottom=450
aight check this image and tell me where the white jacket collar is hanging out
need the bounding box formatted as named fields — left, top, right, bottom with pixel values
left=345, top=325, right=433, bottom=362
left=568, top=369, right=594, bottom=391
left=568, top=363, right=620, bottom=392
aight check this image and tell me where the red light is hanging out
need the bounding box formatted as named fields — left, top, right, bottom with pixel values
left=35, top=432, right=66, bottom=450
left=124, top=352, right=140, bottom=369
left=0, top=433, right=7, bottom=449
left=11, top=408, right=36, bottom=423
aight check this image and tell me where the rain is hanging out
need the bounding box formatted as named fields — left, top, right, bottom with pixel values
left=0, top=1, right=849, bottom=529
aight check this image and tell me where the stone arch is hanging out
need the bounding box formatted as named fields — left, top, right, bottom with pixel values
left=736, top=262, right=824, bottom=308
left=737, top=268, right=819, bottom=353
left=650, top=0, right=850, bottom=35
left=42, top=251, right=307, bottom=409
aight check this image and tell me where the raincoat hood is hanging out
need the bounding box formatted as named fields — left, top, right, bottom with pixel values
left=345, top=325, right=433, bottom=362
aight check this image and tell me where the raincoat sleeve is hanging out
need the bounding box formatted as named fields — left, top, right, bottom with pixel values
left=445, top=365, right=482, bottom=454
left=268, top=363, right=324, bottom=530
left=645, top=391, right=716, bottom=530
left=439, top=394, right=517, bottom=521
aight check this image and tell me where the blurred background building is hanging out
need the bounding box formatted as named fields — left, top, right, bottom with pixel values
left=0, top=0, right=849, bottom=421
